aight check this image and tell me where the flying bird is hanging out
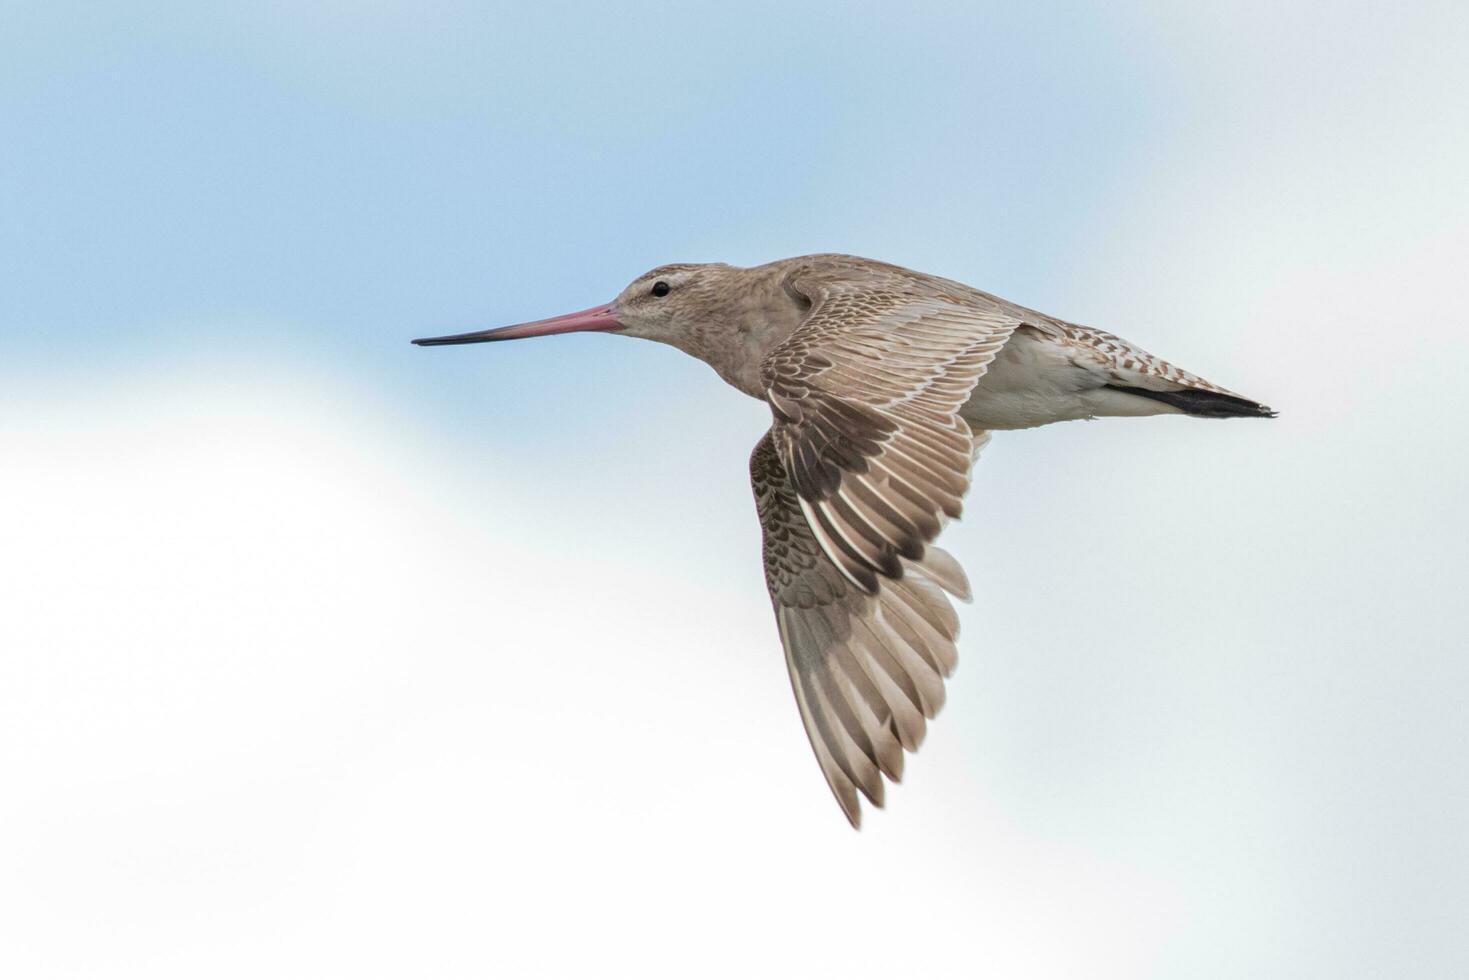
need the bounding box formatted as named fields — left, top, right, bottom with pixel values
left=414, top=253, right=1274, bottom=827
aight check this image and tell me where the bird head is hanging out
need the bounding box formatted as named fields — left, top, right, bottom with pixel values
left=411, top=262, right=736, bottom=349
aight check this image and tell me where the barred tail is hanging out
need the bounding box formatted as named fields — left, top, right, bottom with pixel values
left=1104, top=384, right=1277, bottom=419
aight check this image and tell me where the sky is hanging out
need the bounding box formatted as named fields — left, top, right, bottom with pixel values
left=2, top=1, right=1467, bottom=977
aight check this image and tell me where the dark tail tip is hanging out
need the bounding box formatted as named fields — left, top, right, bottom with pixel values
left=1106, top=384, right=1277, bottom=419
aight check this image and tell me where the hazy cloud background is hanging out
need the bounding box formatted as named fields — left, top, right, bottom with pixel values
left=3, top=2, right=1465, bottom=977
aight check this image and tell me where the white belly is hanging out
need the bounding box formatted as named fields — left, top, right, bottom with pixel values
left=961, top=328, right=1177, bottom=430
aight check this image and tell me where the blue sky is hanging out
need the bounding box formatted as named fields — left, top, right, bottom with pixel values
left=3, top=3, right=1467, bottom=978
left=3, top=3, right=1166, bottom=404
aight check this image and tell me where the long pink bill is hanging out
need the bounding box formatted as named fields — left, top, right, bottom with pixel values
left=412, top=303, right=622, bottom=346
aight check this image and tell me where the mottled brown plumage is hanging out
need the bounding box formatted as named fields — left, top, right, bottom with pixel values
left=763, top=260, right=1018, bottom=596
left=752, top=431, right=977, bottom=825
left=414, top=253, right=1275, bottom=827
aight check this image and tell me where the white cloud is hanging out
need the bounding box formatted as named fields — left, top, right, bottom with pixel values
left=0, top=371, right=1176, bottom=978
left=4, top=1, right=1466, bottom=975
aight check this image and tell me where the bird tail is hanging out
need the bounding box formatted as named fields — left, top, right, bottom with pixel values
left=1104, top=384, right=1277, bottom=419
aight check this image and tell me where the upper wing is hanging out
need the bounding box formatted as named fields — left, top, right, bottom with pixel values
left=760, top=262, right=1020, bottom=593
left=751, top=431, right=977, bottom=827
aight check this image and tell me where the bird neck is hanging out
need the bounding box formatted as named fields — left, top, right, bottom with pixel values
left=679, top=263, right=808, bottom=400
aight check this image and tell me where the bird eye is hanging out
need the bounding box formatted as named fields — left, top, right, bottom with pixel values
left=650, top=280, right=670, bottom=297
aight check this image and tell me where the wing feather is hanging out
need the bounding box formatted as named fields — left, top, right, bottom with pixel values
left=760, top=262, right=1019, bottom=592
left=746, top=258, right=1037, bottom=825
left=752, top=431, right=980, bottom=827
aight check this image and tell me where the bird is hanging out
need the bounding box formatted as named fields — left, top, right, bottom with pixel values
left=413, top=253, right=1274, bottom=828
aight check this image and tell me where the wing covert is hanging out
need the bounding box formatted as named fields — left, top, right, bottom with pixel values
left=761, top=263, right=1019, bottom=593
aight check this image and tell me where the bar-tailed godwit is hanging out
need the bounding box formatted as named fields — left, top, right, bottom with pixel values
left=415, top=254, right=1274, bottom=827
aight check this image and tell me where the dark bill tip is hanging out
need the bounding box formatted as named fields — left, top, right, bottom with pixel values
left=412, top=302, right=621, bottom=348
left=411, top=333, right=492, bottom=347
